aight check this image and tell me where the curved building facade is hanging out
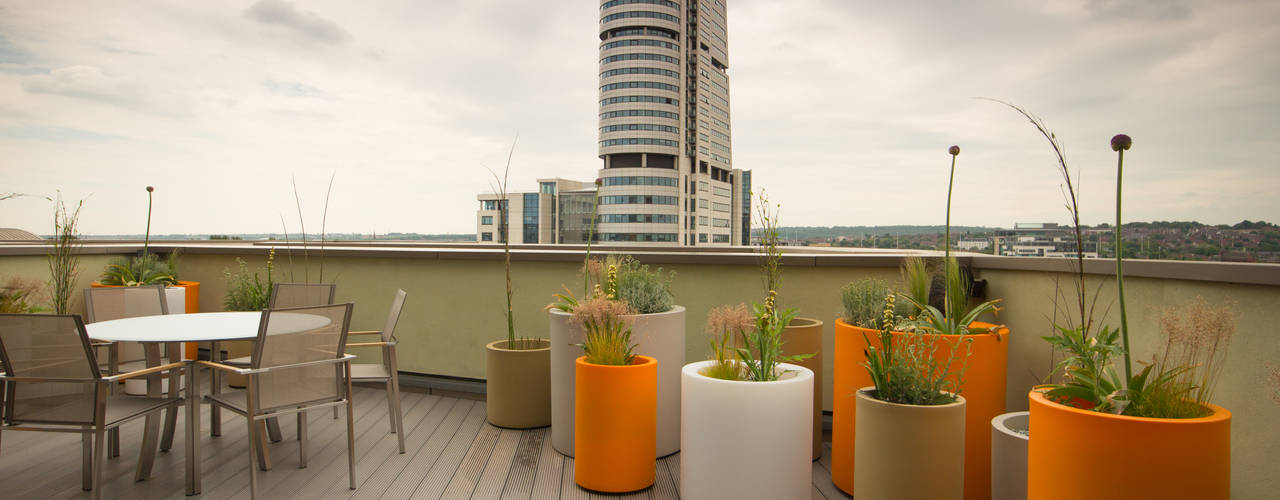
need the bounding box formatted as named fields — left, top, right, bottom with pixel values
left=596, top=0, right=748, bottom=246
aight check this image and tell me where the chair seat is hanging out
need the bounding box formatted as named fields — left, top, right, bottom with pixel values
left=350, top=363, right=391, bottom=381
left=207, top=390, right=343, bottom=414
left=14, top=394, right=178, bottom=427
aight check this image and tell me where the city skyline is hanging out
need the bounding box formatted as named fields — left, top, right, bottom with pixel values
left=2, top=0, right=1278, bottom=236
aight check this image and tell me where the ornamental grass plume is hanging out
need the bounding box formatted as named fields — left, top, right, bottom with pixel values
left=704, top=303, right=753, bottom=380
left=0, top=276, right=48, bottom=313
left=1141, top=297, right=1235, bottom=417
left=1271, top=367, right=1280, bottom=404
left=572, top=294, right=637, bottom=365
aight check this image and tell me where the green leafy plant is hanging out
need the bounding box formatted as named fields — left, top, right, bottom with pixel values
left=704, top=304, right=752, bottom=380
left=736, top=291, right=812, bottom=382
left=898, top=258, right=1003, bottom=336
left=47, top=193, right=83, bottom=314
left=572, top=294, right=637, bottom=365
left=863, top=294, right=972, bottom=405
left=223, top=249, right=275, bottom=312
left=0, top=277, right=47, bottom=313
left=100, top=252, right=178, bottom=286
left=615, top=257, right=674, bottom=314
left=841, top=278, right=907, bottom=329
left=901, top=256, right=930, bottom=316
left=755, top=189, right=783, bottom=295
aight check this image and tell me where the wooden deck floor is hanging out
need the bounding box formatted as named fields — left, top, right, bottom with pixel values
left=0, top=385, right=850, bottom=499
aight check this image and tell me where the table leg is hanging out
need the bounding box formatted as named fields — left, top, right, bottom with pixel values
left=185, top=360, right=201, bottom=495
left=160, top=341, right=181, bottom=452
left=135, top=344, right=162, bottom=481
left=209, top=341, right=221, bottom=437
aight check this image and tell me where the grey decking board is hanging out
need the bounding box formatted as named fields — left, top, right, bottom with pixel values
left=559, top=457, right=593, bottom=500
left=527, top=427, right=564, bottom=500
left=408, top=400, right=489, bottom=498
left=348, top=396, right=458, bottom=500
left=664, top=452, right=680, bottom=493
left=471, top=428, right=521, bottom=499
left=284, top=392, right=431, bottom=499
left=498, top=428, right=545, bottom=500
left=375, top=398, right=475, bottom=499
left=332, top=393, right=441, bottom=497
left=438, top=419, right=502, bottom=499
left=813, top=442, right=849, bottom=499
left=651, top=454, right=679, bottom=500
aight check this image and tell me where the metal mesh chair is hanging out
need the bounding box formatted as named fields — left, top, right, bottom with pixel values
left=0, top=313, right=185, bottom=500
left=199, top=303, right=355, bottom=499
left=223, top=282, right=336, bottom=441
left=346, top=289, right=407, bottom=453
left=83, top=285, right=180, bottom=456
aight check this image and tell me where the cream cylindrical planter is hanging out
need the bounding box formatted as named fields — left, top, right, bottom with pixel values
left=485, top=339, right=552, bottom=429
left=855, top=387, right=966, bottom=500
left=782, top=317, right=823, bottom=461
left=550, top=306, right=685, bottom=457
left=991, top=411, right=1029, bottom=500
left=680, top=360, right=812, bottom=500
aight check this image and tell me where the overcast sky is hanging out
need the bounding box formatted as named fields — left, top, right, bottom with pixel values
left=1, top=0, right=1277, bottom=235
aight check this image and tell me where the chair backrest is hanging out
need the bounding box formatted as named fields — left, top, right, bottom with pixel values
left=250, top=303, right=353, bottom=412
left=269, top=283, right=337, bottom=309
left=379, top=289, right=408, bottom=343
left=0, top=314, right=100, bottom=425
left=83, top=285, right=168, bottom=364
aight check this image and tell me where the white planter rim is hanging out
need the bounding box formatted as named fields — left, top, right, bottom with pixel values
left=855, top=386, right=966, bottom=410
left=992, top=411, right=1030, bottom=441
left=682, top=360, right=811, bottom=386
left=548, top=304, right=685, bottom=319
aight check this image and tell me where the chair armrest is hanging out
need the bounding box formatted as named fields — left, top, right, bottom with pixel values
left=197, top=360, right=252, bottom=375
left=89, top=340, right=114, bottom=347
left=346, top=341, right=396, bottom=348
left=348, top=330, right=382, bottom=336
left=103, top=361, right=186, bottom=382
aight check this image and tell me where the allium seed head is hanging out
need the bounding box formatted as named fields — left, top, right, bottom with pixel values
left=1111, top=134, right=1132, bottom=152
left=948, top=145, right=960, bottom=156
left=146, top=186, right=155, bottom=192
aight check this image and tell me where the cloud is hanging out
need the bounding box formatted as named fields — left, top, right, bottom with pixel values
left=244, top=0, right=352, bottom=45
left=22, top=65, right=144, bottom=107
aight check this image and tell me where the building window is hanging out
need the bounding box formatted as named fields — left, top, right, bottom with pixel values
left=712, top=234, right=729, bottom=243
left=601, top=11, right=680, bottom=24
left=699, top=181, right=708, bottom=192
left=712, top=218, right=730, bottom=227
left=481, top=216, right=493, bottom=225
left=600, top=39, right=680, bottom=52
left=601, top=176, right=678, bottom=187
left=599, top=214, right=679, bottom=224
left=482, top=200, right=497, bottom=210
left=600, top=109, right=680, bottom=120
left=599, top=138, right=680, bottom=148
left=540, top=182, right=556, bottom=194
left=600, top=124, right=681, bottom=134
left=604, top=27, right=678, bottom=40
left=713, top=186, right=731, bottom=197
left=698, top=233, right=708, bottom=243
left=698, top=216, right=708, bottom=226
left=698, top=199, right=709, bottom=209
left=523, top=193, right=539, bottom=244
left=601, top=81, right=681, bottom=93
left=597, top=232, right=678, bottom=242
left=600, top=53, right=680, bottom=65
left=481, top=232, right=493, bottom=242
left=600, top=95, right=678, bottom=106
left=600, top=0, right=679, bottom=10
left=600, top=67, right=681, bottom=79
left=713, top=202, right=730, bottom=213
left=600, top=195, right=679, bottom=205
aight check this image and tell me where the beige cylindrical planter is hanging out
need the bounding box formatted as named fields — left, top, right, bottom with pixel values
left=782, top=317, right=823, bottom=461
left=855, top=387, right=965, bottom=500
left=991, top=411, right=1029, bottom=500
left=680, top=360, right=812, bottom=500
left=485, top=339, right=551, bottom=429
left=550, top=306, right=685, bottom=457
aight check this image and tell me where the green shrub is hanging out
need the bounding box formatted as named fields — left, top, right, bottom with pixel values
left=99, top=253, right=177, bottom=286
left=223, top=250, right=274, bottom=311
left=841, top=279, right=896, bottom=328
left=616, top=258, right=674, bottom=314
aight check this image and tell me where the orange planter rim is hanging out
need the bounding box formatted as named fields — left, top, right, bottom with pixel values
left=576, top=355, right=655, bottom=369
left=1029, top=389, right=1230, bottom=425
left=834, top=317, right=1006, bottom=338
left=92, top=281, right=198, bottom=288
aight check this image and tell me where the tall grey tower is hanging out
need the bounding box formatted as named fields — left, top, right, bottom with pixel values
left=596, top=0, right=749, bottom=246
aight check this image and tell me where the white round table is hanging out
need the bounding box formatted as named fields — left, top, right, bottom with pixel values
left=85, top=311, right=332, bottom=496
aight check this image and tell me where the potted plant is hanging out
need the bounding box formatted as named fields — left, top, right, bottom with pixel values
left=483, top=142, right=552, bottom=429
left=855, top=293, right=969, bottom=499
left=549, top=253, right=685, bottom=457
left=681, top=291, right=814, bottom=500
left=988, top=105, right=1234, bottom=499
left=47, top=193, right=83, bottom=315
left=752, top=190, right=825, bottom=460
left=830, top=277, right=908, bottom=494
left=570, top=294, right=656, bottom=493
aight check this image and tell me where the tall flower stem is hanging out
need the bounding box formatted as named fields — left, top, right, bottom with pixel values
left=143, top=186, right=154, bottom=256
left=1112, top=134, right=1133, bottom=380
left=584, top=178, right=602, bottom=297
left=944, top=146, right=959, bottom=319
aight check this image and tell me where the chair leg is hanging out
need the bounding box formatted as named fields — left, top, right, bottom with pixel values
left=385, top=380, right=396, bottom=433
left=159, top=342, right=181, bottom=451
left=246, top=415, right=258, bottom=499
left=345, top=376, right=356, bottom=489
left=82, top=431, right=92, bottom=491
left=266, top=417, right=283, bottom=443
left=389, top=350, right=405, bottom=454
left=109, top=428, right=120, bottom=458
left=210, top=341, right=222, bottom=437
left=91, top=425, right=106, bottom=500
left=255, top=421, right=273, bottom=471
left=297, top=411, right=308, bottom=469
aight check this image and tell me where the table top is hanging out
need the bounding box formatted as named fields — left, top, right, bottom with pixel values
left=86, top=311, right=331, bottom=343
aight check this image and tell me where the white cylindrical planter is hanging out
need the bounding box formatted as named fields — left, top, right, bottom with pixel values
left=991, top=411, right=1029, bottom=500
left=855, top=387, right=966, bottom=500
left=125, top=286, right=186, bottom=395
left=680, top=360, right=812, bottom=500
left=550, top=306, right=685, bottom=457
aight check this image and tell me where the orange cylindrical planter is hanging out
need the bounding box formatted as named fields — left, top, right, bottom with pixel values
left=831, top=319, right=1008, bottom=499
left=574, top=355, right=656, bottom=493
left=174, top=281, right=200, bottom=359
left=1028, top=390, right=1230, bottom=500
